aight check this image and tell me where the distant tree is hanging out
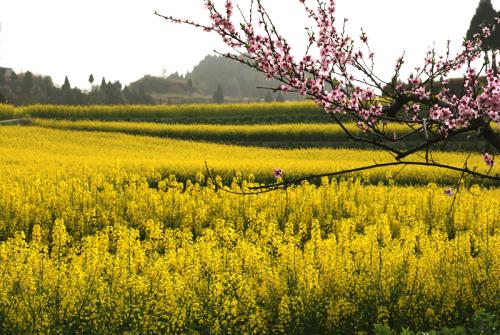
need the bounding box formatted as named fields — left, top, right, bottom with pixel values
left=61, top=76, right=74, bottom=104
left=264, top=91, right=273, bottom=102
left=106, top=81, right=125, bottom=104
left=276, top=91, right=285, bottom=102
left=0, top=68, right=6, bottom=86
left=101, top=77, right=106, bottom=88
left=138, top=85, right=155, bottom=104
left=22, top=71, right=33, bottom=94
left=9, top=71, right=17, bottom=82
left=122, top=85, right=135, bottom=103
left=467, top=0, right=500, bottom=50
left=71, top=87, right=86, bottom=105
left=168, top=72, right=184, bottom=80
left=40, top=76, right=56, bottom=102
left=212, top=84, right=224, bottom=104
left=88, top=74, right=94, bottom=86
left=187, top=78, right=194, bottom=96
left=0, top=90, right=6, bottom=104
left=62, top=76, right=71, bottom=91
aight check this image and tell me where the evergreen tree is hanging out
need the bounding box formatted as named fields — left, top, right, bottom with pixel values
left=22, top=71, right=33, bottom=94
left=467, top=0, right=500, bottom=50
left=9, top=71, right=17, bottom=82
left=0, top=90, right=6, bottom=104
left=62, top=76, right=71, bottom=91
left=88, top=74, right=94, bottom=86
left=212, top=84, right=224, bottom=104
left=61, top=76, right=74, bottom=104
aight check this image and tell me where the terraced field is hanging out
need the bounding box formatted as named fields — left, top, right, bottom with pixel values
left=0, top=103, right=498, bottom=334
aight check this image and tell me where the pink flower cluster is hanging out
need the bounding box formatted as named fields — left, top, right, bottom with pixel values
left=478, top=69, right=500, bottom=124
left=483, top=153, right=495, bottom=167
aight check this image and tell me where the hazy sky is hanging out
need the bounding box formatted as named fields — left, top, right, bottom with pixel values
left=0, top=0, right=496, bottom=89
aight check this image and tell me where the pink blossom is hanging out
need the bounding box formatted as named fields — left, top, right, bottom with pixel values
left=444, top=188, right=454, bottom=197
left=273, top=168, right=284, bottom=179
left=483, top=153, right=495, bottom=167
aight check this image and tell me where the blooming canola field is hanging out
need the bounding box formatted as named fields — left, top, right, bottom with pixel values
left=0, top=115, right=498, bottom=334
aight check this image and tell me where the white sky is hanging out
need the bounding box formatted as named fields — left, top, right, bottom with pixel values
left=0, top=0, right=496, bottom=90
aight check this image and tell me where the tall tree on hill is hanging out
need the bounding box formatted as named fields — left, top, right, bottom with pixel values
left=212, top=84, right=224, bottom=104
left=61, top=76, right=74, bottom=104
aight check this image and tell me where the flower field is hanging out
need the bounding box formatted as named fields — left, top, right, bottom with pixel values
left=0, top=126, right=496, bottom=185
left=0, top=117, right=498, bottom=334
left=33, top=119, right=480, bottom=151
left=0, top=102, right=325, bottom=124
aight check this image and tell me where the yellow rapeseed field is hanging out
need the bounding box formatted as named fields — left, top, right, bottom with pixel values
left=0, top=126, right=496, bottom=184
left=0, top=125, right=498, bottom=333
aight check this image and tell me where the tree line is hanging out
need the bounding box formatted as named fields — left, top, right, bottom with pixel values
left=0, top=70, right=154, bottom=106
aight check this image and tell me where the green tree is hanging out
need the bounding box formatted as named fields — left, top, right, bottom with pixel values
left=61, top=76, right=74, bottom=104
left=466, top=0, right=500, bottom=50
left=22, top=71, right=33, bottom=94
left=138, top=85, right=154, bottom=104
left=212, top=84, right=224, bottom=104
left=88, top=74, right=94, bottom=86
left=0, top=90, right=6, bottom=103
left=62, top=76, right=71, bottom=91
left=9, top=71, right=17, bottom=82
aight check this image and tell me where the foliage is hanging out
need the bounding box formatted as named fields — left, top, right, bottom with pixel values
left=186, top=54, right=301, bottom=100
left=0, top=72, right=154, bottom=105
left=213, top=84, right=225, bottom=104
left=129, top=74, right=192, bottom=95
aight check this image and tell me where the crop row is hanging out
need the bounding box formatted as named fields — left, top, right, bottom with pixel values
left=0, top=102, right=329, bottom=124
left=33, top=119, right=482, bottom=151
